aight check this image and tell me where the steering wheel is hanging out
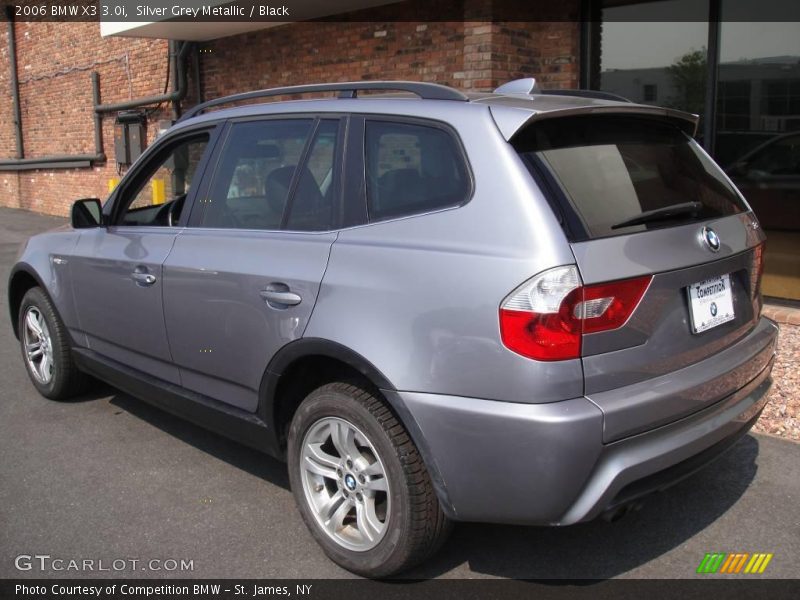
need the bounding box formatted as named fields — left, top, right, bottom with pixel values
left=167, top=194, right=187, bottom=227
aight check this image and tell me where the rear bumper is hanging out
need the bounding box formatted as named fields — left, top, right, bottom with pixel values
left=393, top=317, right=778, bottom=525
left=560, top=360, right=773, bottom=525
left=589, top=316, right=779, bottom=442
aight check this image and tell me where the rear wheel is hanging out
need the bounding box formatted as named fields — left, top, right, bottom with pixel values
left=18, top=287, right=88, bottom=400
left=287, top=382, right=451, bottom=577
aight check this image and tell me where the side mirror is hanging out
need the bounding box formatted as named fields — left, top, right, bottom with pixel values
left=70, top=198, right=103, bottom=229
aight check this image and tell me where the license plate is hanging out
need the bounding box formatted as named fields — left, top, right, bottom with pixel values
left=687, top=274, right=735, bottom=334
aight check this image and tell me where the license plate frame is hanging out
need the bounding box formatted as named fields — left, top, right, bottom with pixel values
left=686, top=274, right=736, bottom=334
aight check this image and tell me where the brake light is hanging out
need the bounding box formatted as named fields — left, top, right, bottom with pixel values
left=499, top=266, right=652, bottom=361
left=577, top=277, right=653, bottom=334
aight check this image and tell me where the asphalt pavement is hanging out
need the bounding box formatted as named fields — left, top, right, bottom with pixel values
left=1, top=206, right=798, bottom=580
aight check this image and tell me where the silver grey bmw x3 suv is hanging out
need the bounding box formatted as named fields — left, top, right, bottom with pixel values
left=8, top=79, right=778, bottom=577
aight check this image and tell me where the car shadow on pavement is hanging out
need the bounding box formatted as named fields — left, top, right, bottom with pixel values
left=65, top=380, right=119, bottom=403
left=108, top=392, right=290, bottom=490
left=405, top=434, right=760, bottom=580
left=106, top=389, right=759, bottom=581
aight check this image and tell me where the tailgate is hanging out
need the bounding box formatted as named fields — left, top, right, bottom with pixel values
left=573, top=214, right=765, bottom=393
left=572, top=215, right=770, bottom=441
left=511, top=111, right=770, bottom=439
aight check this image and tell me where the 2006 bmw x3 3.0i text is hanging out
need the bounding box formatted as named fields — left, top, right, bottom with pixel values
left=8, top=79, right=778, bottom=577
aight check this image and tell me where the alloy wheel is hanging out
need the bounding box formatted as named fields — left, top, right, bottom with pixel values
left=299, top=417, right=390, bottom=552
left=23, top=306, right=54, bottom=385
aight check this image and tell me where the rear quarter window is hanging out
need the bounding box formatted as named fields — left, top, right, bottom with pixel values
left=365, top=120, right=471, bottom=221
left=514, top=115, right=748, bottom=241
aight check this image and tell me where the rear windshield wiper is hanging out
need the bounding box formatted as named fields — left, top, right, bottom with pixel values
left=611, top=201, right=703, bottom=230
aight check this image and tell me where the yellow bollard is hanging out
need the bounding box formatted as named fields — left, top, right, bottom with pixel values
left=152, top=179, right=166, bottom=205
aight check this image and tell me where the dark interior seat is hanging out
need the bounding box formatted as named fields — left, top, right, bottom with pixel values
left=265, top=165, right=328, bottom=228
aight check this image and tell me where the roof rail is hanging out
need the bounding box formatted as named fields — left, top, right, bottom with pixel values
left=178, top=81, right=469, bottom=122
left=540, top=89, right=633, bottom=103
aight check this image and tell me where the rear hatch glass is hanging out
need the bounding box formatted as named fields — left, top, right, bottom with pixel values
left=513, top=114, right=766, bottom=441
left=514, top=115, right=749, bottom=242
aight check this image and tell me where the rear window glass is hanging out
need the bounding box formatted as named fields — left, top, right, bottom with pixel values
left=514, top=115, right=748, bottom=241
left=365, top=120, right=470, bottom=221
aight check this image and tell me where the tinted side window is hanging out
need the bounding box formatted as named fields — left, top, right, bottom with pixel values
left=119, top=135, right=209, bottom=226
left=285, top=120, right=340, bottom=231
left=201, top=119, right=313, bottom=230
left=365, top=121, right=470, bottom=221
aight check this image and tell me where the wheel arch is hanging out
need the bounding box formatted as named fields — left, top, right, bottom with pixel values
left=259, top=338, right=395, bottom=444
left=260, top=338, right=455, bottom=516
left=7, top=264, right=47, bottom=339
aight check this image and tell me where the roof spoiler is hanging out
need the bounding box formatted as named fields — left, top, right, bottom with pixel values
left=491, top=104, right=700, bottom=141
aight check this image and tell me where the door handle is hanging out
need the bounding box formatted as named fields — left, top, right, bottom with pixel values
left=260, top=289, right=302, bottom=307
left=131, top=272, right=157, bottom=286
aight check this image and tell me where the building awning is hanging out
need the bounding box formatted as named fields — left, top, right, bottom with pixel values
left=100, top=0, right=402, bottom=41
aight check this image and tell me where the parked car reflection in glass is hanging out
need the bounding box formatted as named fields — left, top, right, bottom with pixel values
left=727, top=132, right=800, bottom=231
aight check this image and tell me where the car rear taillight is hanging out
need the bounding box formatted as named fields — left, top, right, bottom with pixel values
left=499, top=266, right=652, bottom=361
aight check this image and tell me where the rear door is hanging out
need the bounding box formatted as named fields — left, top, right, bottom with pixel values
left=514, top=114, right=769, bottom=438
left=161, top=116, right=344, bottom=412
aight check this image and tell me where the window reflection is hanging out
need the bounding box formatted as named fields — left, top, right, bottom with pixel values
left=588, top=0, right=800, bottom=299
left=595, top=0, right=709, bottom=117
left=717, top=6, right=800, bottom=299
left=715, top=20, right=800, bottom=167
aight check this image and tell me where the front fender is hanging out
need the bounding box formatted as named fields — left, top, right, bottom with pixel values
left=7, top=228, right=81, bottom=340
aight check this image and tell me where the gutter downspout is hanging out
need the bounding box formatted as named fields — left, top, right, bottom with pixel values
left=94, top=41, right=190, bottom=114
left=0, top=40, right=190, bottom=172
left=6, top=8, right=23, bottom=159
left=193, top=43, right=204, bottom=106
left=0, top=84, right=106, bottom=170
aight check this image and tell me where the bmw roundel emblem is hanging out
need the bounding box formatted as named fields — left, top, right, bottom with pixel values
left=710, top=302, right=718, bottom=317
left=701, top=226, right=721, bottom=252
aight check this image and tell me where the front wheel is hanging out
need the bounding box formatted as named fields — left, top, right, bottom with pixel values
left=287, top=382, right=451, bottom=577
left=18, top=287, right=87, bottom=400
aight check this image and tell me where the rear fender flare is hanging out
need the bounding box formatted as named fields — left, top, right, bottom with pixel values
left=258, top=338, right=455, bottom=516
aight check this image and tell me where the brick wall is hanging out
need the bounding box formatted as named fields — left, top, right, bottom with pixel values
left=0, top=22, right=18, bottom=210
left=0, top=21, right=171, bottom=215
left=200, top=3, right=580, bottom=98
left=0, top=0, right=580, bottom=216
left=492, top=21, right=580, bottom=89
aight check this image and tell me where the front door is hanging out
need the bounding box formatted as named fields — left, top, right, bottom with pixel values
left=69, top=132, right=215, bottom=384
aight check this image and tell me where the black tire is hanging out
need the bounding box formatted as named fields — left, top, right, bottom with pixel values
left=287, top=382, right=451, bottom=577
left=18, top=287, right=88, bottom=401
